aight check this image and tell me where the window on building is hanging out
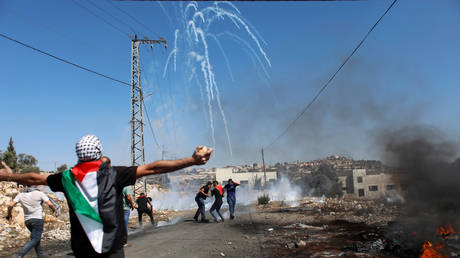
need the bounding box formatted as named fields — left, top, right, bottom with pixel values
left=357, top=176, right=363, bottom=183
left=369, top=185, right=378, bottom=191
left=240, top=180, right=249, bottom=185
left=358, top=189, right=365, bottom=197
left=386, top=185, right=395, bottom=190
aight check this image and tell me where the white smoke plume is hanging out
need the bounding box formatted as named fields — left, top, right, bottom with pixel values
left=148, top=175, right=303, bottom=211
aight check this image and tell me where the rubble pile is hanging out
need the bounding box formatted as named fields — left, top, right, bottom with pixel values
left=0, top=182, right=70, bottom=253
left=254, top=197, right=401, bottom=257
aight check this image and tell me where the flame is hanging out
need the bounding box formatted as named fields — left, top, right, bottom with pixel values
left=420, top=224, right=456, bottom=258
left=437, top=224, right=456, bottom=239
left=420, top=241, right=446, bottom=258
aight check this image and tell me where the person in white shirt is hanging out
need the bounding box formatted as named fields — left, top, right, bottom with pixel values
left=6, top=186, right=56, bottom=258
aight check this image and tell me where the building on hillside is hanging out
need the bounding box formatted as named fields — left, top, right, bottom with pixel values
left=338, top=169, right=405, bottom=199
left=213, top=167, right=277, bottom=188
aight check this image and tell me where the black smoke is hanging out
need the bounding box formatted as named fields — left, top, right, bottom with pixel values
left=379, top=126, right=460, bottom=254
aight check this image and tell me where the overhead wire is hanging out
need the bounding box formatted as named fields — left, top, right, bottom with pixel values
left=71, top=0, right=129, bottom=37
left=143, top=101, right=162, bottom=150
left=85, top=0, right=137, bottom=35
left=0, top=32, right=130, bottom=87
left=264, top=0, right=398, bottom=149
left=105, top=0, right=162, bottom=38
left=3, top=7, right=126, bottom=63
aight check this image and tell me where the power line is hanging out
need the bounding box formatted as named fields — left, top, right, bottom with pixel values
left=71, top=0, right=129, bottom=37
left=143, top=101, right=161, bottom=149
left=0, top=32, right=130, bottom=87
left=3, top=7, right=126, bottom=63
left=85, top=0, right=137, bottom=34
left=105, top=0, right=161, bottom=38
left=264, top=0, right=398, bottom=149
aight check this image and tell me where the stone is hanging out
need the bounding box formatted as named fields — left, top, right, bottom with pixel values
left=296, top=240, right=307, bottom=248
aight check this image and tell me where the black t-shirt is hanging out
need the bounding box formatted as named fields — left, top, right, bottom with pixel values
left=196, top=185, right=210, bottom=200
left=47, top=166, right=137, bottom=256
left=211, top=188, right=223, bottom=203
left=136, top=196, right=151, bottom=211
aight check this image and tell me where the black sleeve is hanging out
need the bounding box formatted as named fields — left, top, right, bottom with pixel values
left=46, top=173, right=64, bottom=192
left=114, top=166, right=137, bottom=188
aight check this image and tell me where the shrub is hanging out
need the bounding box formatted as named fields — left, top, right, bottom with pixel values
left=258, top=194, right=270, bottom=205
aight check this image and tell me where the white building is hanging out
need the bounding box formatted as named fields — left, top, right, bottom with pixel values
left=338, top=169, right=405, bottom=199
left=214, top=167, right=277, bottom=188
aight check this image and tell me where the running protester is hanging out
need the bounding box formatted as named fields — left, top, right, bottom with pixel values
left=224, top=179, right=240, bottom=220
left=0, top=135, right=213, bottom=257
left=121, top=186, right=135, bottom=246
left=194, top=181, right=212, bottom=223
left=7, top=186, right=57, bottom=258
left=136, top=193, right=154, bottom=227
left=209, top=181, right=224, bottom=222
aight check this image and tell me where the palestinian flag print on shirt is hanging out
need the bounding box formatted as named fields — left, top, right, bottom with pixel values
left=61, top=160, right=119, bottom=254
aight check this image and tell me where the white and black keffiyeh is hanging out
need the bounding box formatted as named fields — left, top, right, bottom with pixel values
left=76, top=135, right=102, bottom=162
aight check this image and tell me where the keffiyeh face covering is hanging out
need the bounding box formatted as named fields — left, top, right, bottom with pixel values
left=76, top=135, right=103, bottom=162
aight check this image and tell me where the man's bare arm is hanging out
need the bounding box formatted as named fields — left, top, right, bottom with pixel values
left=46, top=200, right=57, bottom=216
left=0, top=162, right=48, bottom=185
left=127, top=194, right=136, bottom=209
left=136, top=146, right=213, bottom=179
left=6, top=201, right=17, bottom=220
left=199, top=187, right=209, bottom=197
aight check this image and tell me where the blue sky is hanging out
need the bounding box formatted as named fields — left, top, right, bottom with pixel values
left=1, top=0, right=460, bottom=171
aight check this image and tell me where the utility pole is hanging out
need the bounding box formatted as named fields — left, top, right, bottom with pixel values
left=130, top=34, right=167, bottom=196
left=261, top=148, right=267, bottom=189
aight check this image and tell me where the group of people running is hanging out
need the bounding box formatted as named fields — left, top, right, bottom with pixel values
left=194, top=179, right=240, bottom=223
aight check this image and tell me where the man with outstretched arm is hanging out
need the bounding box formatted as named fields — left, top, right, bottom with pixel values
left=0, top=134, right=213, bottom=258
left=224, top=179, right=240, bottom=220
left=7, top=186, right=57, bottom=258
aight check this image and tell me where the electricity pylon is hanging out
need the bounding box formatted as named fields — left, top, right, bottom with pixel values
left=130, top=34, right=166, bottom=195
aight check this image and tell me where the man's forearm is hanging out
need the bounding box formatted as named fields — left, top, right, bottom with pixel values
left=6, top=206, right=13, bottom=218
left=0, top=173, right=48, bottom=185
left=136, top=157, right=196, bottom=179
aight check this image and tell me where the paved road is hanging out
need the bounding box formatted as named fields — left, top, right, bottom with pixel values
left=11, top=207, right=265, bottom=258
left=125, top=210, right=264, bottom=258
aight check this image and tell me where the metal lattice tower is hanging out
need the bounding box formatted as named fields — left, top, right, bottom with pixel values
left=130, top=34, right=166, bottom=195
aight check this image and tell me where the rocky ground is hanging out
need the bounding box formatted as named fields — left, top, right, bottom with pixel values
left=252, top=197, right=401, bottom=257
left=0, top=181, right=409, bottom=257
left=0, top=182, right=183, bottom=257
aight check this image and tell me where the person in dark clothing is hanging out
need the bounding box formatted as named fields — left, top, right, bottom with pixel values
left=194, top=181, right=212, bottom=223
left=0, top=135, right=213, bottom=258
left=209, top=181, right=224, bottom=222
left=136, top=193, right=154, bottom=227
left=224, top=179, right=240, bottom=220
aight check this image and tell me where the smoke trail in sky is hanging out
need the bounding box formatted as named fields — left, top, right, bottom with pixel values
left=161, top=1, right=271, bottom=155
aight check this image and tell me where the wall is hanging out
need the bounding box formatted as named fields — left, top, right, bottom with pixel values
left=214, top=167, right=277, bottom=188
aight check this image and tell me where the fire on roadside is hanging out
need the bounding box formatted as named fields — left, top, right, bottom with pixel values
left=420, top=224, right=457, bottom=258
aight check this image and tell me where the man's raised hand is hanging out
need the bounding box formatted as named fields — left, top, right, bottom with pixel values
left=0, top=162, right=13, bottom=179
left=192, top=146, right=213, bottom=165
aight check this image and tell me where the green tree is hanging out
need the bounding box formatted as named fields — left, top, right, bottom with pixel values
left=310, top=165, right=343, bottom=198
left=18, top=153, right=40, bottom=173
left=57, top=164, right=68, bottom=173
left=18, top=153, right=38, bottom=168
left=3, top=137, right=18, bottom=172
